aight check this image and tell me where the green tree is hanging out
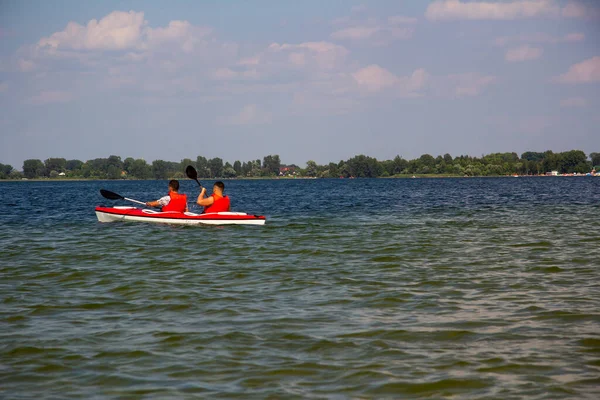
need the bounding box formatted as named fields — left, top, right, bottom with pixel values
left=209, top=157, right=223, bottom=177
left=23, top=159, right=45, bottom=179
left=589, top=152, right=600, bottom=168
left=152, top=160, right=170, bottom=179
left=130, top=159, right=151, bottom=179
left=558, top=150, right=587, bottom=173
left=66, top=159, right=83, bottom=171
left=305, top=160, right=318, bottom=177
left=262, top=154, right=281, bottom=176
left=0, top=163, right=13, bottom=179
left=233, top=160, right=242, bottom=175
left=223, top=166, right=237, bottom=178
left=107, top=155, right=123, bottom=170
left=196, top=156, right=210, bottom=177
left=44, top=158, right=67, bottom=173
left=123, top=157, right=135, bottom=175
left=392, top=155, right=408, bottom=175
left=521, top=151, right=545, bottom=162
left=107, top=165, right=122, bottom=179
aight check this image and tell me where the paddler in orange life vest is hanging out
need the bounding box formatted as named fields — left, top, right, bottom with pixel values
left=196, top=181, right=231, bottom=213
left=146, top=179, right=189, bottom=212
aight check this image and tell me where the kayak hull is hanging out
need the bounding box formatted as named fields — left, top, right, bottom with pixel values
left=95, top=206, right=266, bottom=226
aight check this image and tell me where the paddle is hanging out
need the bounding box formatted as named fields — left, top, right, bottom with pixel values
left=100, top=189, right=147, bottom=206
left=185, top=165, right=202, bottom=188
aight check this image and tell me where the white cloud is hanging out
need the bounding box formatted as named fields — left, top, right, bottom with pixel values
left=266, top=41, right=349, bottom=70
left=18, top=59, right=35, bottom=72
left=352, top=65, right=399, bottom=91
left=34, top=10, right=215, bottom=57
left=426, top=0, right=563, bottom=21
left=505, top=45, right=543, bottom=62
left=388, top=15, right=418, bottom=24
left=217, top=104, right=272, bottom=125
left=352, top=65, right=429, bottom=95
left=26, top=90, right=74, bottom=105
left=440, top=73, right=497, bottom=97
left=561, top=1, right=600, bottom=18
left=144, top=20, right=212, bottom=53
left=560, top=97, right=587, bottom=107
left=330, top=13, right=416, bottom=45
left=38, top=11, right=146, bottom=50
left=495, top=32, right=584, bottom=46
left=556, top=56, right=600, bottom=83
left=331, top=26, right=380, bottom=40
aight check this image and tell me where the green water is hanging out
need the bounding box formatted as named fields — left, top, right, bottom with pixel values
left=1, top=178, right=599, bottom=399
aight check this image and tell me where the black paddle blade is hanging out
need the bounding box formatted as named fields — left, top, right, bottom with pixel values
left=185, top=165, right=202, bottom=187
left=100, top=189, right=124, bottom=200
left=185, top=165, right=198, bottom=180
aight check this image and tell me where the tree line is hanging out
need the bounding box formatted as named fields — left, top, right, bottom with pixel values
left=0, top=150, right=598, bottom=180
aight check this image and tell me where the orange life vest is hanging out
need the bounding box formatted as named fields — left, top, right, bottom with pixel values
left=162, top=192, right=187, bottom=212
left=205, top=194, right=230, bottom=213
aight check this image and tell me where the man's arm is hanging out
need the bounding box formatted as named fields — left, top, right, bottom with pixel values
left=146, top=196, right=170, bottom=208
left=197, top=188, right=214, bottom=207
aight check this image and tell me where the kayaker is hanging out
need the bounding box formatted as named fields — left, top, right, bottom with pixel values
left=146, top=179, right=189, bottom=212
left=197, top=181, right=231, bottom=213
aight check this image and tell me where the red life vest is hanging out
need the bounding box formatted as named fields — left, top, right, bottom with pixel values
left=162, top=192, right=187, bottom=212
left=205, top=194, right=230, bottom=213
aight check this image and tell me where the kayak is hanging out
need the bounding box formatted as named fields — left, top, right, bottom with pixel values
left=95, top=206, right=266, bottom=226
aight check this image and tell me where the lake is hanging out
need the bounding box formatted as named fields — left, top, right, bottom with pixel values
left=1, top=177, right=599, bottom=399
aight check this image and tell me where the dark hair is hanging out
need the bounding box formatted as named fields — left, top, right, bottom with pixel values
left=214, top=181, right=225, bottom=192
left=169, top=179, right=180, bottom=191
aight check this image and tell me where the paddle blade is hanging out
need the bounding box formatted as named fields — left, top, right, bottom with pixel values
left=185, top=165, right=198, bottom=180
left=100, top=189, right=124, bottom=201
left=185, top=165, right=202, bottom=187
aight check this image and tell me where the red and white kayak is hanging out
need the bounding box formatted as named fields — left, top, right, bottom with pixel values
left=95, top=206, right=266, bottom=226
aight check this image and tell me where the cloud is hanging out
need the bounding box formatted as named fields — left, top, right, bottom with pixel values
left=352, top=65, right=399, bottom=91
left=217, top=104, right=272, bottom=125
left=494, top=32, right=584, bottom=46
left=351, top=65, right=429, bottom=95
left=18, top=59, right=35, bottom=72
left=26, top=90, right=74, bottom=105
left=561, top=1, right=600, bottom=18
left=560, top=97, right=587, bottom=107
left=144, top=20, right=212, bottom=53
left=266, top=41, right=349, bottom=70
left=34, top=10, right=214, bottom=57
left=556, top=56, right=600, bottom=83
left=38, top=11, right=146, bottom=50
left=439, top=73, right=497, bottom=97
left=388, top=15, right=419, bottom=24
left=426, top=0, right=566, bottom=21
left=331, top=26, right=380, bottom=40
left=505, top=45, right=543, bottom=62
left=330, top=14, right=416, bottom=45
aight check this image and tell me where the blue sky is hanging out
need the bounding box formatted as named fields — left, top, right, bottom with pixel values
left=1, top=0, right=598, bottom=169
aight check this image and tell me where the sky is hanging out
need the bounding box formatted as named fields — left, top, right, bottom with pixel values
left=0, top=0, right=599, bottom=169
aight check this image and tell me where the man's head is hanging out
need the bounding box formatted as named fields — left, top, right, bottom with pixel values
left=168, top=179, right=180, bottom=192
left=214, top=181, right=225, bottom=194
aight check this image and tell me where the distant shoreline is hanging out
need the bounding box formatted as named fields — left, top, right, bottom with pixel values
left=4, top=174, right=598, bottom=182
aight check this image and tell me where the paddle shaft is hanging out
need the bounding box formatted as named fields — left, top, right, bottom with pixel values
left=123, top=197, right=147, bottom=206
left=100, top=189, right=153, bottom=207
